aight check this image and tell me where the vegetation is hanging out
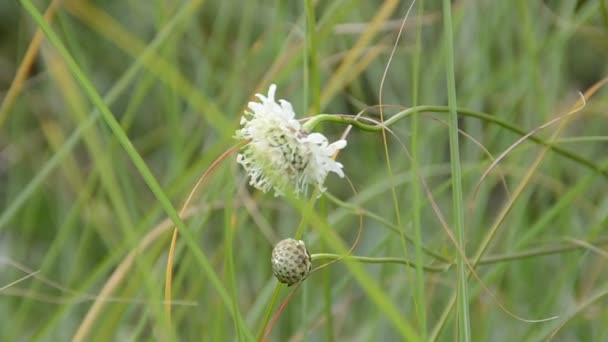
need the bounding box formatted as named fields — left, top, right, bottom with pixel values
left=1, top=0, right=608, bottom=340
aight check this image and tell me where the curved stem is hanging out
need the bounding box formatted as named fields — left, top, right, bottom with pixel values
left=310, top=236, right=608, bottom=272
left=164, top=142, right=243, bottom=323
left=323, top=192, right=450, bottom=263
left=303, top=105, right=608, bottom=179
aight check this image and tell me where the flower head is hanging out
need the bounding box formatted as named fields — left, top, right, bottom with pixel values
left=235, top=84, right=346, bottom=196
left=271, top=238, right=312, bottom=286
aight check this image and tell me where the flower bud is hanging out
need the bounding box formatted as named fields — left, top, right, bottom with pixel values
left=271, top=238, right=312, bottom=286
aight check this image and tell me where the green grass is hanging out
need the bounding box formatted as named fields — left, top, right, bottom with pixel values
left=1, top=0, right=608, bottom=340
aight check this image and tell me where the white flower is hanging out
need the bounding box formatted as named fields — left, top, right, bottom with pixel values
left=235, top=84, right=347, bottom=196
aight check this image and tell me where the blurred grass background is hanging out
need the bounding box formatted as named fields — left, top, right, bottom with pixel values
left=1, top=0, right=608, bottom=340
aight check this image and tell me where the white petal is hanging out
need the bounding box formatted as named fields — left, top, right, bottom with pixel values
left=248, top=102, right=264, bottom=113
left=325, top=161, right=345, bottom=178
left=279, top=100, right=296, bottom=119
left=330, top=139, right=347, bottom=150
left=267, top=84, right=277, bottom=101
left=255, top=94, right=267, bottom=103
left=305, top=132, right=328, bottom=145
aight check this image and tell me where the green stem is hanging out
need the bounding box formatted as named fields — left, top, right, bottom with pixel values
left=411, top=1, right=426, bottom=338
left=302, top=106, right=608, bottom=180
left=441, top=0, right=470, bottom=339
left=602, top=0, right=608, bottom=32
left=311, top=254, right=448, bottom=272
left=311, top=235, right=608, bottom=271
left=476, top=237, right=608, bottom=264
left=256, top=285, right=281, bottom=341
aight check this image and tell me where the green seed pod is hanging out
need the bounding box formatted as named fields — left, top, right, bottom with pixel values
left=271, top=238, right=312, bottom=286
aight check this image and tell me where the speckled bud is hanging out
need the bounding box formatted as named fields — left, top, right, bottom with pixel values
left=271, top=238, right=312, bottom=286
